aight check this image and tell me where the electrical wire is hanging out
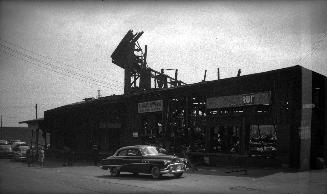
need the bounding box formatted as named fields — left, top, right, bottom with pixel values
left=0, top=42, right=122, bottom=89
left=297, top=30, right=327, bottom=65
left=0, top=44, right=118, bottom=90
left=0, top=42, right=123, bottom=90
left=0, top=39, right=124, bottom=86
left=0, top=44, right=122, bottom=91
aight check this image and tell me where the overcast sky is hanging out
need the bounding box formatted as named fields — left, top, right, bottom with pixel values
left=0, top=0, right=326, bottom=127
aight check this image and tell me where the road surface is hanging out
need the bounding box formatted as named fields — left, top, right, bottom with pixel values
left=0, top=159, right=326, bottom=194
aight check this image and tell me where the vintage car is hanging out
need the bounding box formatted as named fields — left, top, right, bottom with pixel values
left=100, top=145, right=187, bottom=179
left=0, top=143, right=13, bottom=158
left=12, top=145, right=30, bottom=161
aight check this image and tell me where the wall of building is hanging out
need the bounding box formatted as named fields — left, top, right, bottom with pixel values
left=44, top=66, right=326, bottom=169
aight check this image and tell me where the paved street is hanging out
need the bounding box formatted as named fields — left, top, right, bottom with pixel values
left=0, top=159, right=327, bottom=194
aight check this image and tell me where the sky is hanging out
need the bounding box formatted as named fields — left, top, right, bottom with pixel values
left=0, top=0, right=326, bottom=127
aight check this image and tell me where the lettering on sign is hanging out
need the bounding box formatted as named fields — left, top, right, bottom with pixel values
left=138, top=100, right=163, bottom=113
left=242, top=95, right=255, bottom=104
left=207, top=91, right=271, bottom=109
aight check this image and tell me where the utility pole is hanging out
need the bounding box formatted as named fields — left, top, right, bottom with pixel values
left=35, top=104, right=39, bottom=152
left=1, top=115, right=2, bottom=138
left=35, top=104, right=38, bottom=119
left=217, top=68, right=220, bottom=80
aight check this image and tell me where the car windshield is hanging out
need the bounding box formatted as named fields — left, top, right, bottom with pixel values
left=140, top=146, right=159, bottom=155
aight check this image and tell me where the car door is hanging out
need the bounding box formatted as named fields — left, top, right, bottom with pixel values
left=123, top=148, right=143, bottom=173
left=108, top=149, right=127, bottom=169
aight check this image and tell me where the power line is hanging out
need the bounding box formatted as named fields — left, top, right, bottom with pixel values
left=0, top=44, right=122, bottom=91
left=297, top=30, right=327, bottom=65
left=0, top=38, right=123, bottom=86
left=0, top=49, right=121, bottom=93
left=0, top=42, right=122, bottom=89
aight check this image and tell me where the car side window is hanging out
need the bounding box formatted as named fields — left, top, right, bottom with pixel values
left=127, top=149, right=141, bottom=156
left=117, top=149, right=128, bottom=156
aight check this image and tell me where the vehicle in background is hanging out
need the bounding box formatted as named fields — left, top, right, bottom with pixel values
left=9, top=139, right=21, bottom=144
left=0, top=140, right=9, bottom=145
left=101, top=145, right=186, bottom=179
left=11, top=141, right=28, bottom=149
left=12, top=145, right=30, bottom=161
left=0, top=143, right=13, bottom=158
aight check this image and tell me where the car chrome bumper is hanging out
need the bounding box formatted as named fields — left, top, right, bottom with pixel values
left=160, top=163, right=186, bottom=174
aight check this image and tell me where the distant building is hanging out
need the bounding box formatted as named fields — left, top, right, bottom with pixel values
left=0, top=127, right=34, bottom=144
left=44, top=65, right=327, bottom=170
left=19, top=118, right=49, bottom=147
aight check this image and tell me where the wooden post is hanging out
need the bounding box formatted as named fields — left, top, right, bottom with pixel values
left=203, top=70, right=207, bottom=82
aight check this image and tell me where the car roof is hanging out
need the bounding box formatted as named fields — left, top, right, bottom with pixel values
left=119, top=145, right=155, bottom=149
left=115, top=145, right=156, bottom=153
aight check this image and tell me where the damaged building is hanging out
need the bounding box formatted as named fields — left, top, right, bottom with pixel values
left=44, top=30, right=327, bottom=170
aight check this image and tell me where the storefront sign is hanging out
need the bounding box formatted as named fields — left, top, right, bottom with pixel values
left=206, top=91, right=271, bottom=109
left=138, top=100, right=163, bottom=113
left=242, top=95, right=255, bottom=105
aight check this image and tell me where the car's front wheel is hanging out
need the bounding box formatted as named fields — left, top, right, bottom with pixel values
left=151, top=166, right=161, bottom=179
left=110, top=167, right=120, bottom=177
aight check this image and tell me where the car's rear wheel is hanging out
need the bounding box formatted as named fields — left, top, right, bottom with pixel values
left=110, top=167, right=120, bottom=177
left=151, top=166, right=161, bottom=179
left=173, top=172, right=183, bottom=178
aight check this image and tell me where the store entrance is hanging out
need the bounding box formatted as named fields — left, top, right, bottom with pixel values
left=209, top=125, right=241, bottom=153
left=140, top=112, right=164, bottom=146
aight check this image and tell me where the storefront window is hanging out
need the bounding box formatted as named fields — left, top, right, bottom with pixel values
left=249, top=125, right=277, bottom=158
left=211, top=126, right=240, bottom=153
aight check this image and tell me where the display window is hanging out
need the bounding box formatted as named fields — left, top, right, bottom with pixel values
left=249, top=124, right=277, bottom=158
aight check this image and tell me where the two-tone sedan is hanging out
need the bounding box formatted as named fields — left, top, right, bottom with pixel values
left=100, top=145, right=187, bottom=179
left=12, top=145, right=30, bottom=161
